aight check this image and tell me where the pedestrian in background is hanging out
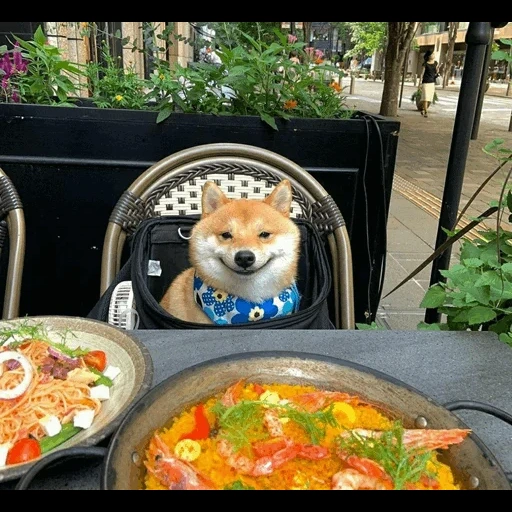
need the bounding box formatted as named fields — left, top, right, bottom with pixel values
left=420, top=50, right=439, bottom=118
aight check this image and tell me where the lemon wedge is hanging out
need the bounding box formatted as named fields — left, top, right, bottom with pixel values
left=174, top=439, right=202, bottom=462
left=332, top=402, right=357, bottom=425
left=260, top=391, right=281, bottom=405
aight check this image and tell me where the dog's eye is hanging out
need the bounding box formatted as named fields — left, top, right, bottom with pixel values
left=221, top=232, right=233, bottom=240
left=259, top=232, right=272, bottom=239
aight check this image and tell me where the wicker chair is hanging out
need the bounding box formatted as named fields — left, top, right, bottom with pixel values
left=100, top=143, right=355, bottom=329
left=0, top=168, right=26, bottom=320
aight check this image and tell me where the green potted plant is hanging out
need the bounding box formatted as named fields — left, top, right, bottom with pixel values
left=418, top=139, right=512, bottom=347
left=0, top=25, right=400, bottom=324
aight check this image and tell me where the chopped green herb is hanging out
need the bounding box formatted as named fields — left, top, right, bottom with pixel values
left=0, top=320, right=50, bottom=347
left=225, top=481, right=255, bottom=491
left=336, top=422, right=436, bottom=491
left=212, top=399, right=338, bottom=451
left=212, top=401, right=267, bottom=451
left=0, top=319, right=88, bottom=357
left=89, top=368, right=114, bottom=388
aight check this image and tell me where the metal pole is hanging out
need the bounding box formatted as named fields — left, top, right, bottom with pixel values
left=472, top=29, right=495, bottom=140
left=425, top=22, right=493, bottom=324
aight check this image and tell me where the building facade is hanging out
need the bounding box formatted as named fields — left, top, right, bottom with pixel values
left=0, top=21, right=195, bottom=91
left=414, top=22, right=512, bottom=79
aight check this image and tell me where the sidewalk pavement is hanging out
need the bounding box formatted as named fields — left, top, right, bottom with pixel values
left=343, top=78, right=512, bottom=330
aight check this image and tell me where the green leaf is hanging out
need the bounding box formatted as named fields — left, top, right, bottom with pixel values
left=467, top=306, right=498, bottom=326
left=260, top=113, right=278, bottom=131
left=452, top=310, right=470, bottom=324
left=156, top=106, right=173, bottom=124
left=499, top=333, right=512, bottom=347
left=420, top=286, right=446, bottom=309
left=465, top=285, right=491, bottom=306
left=463, top=258, right=484, bottom=268
left=489, top=316, right=512, bottom=335
left=34, top=25, right=47, bottom=46
left=507, top=191, right=512, bottom=213
left=501, top=263, right=512, bottom=275
left=417, top=322, right=442, bottom=331
left=460, top=242, right=483, bottom=261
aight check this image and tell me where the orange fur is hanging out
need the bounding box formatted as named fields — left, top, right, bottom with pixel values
left=160, top=181, right=301, bottom=324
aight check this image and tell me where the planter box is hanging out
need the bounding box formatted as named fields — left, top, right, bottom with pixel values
left=0, top=103, right=400, bottom=324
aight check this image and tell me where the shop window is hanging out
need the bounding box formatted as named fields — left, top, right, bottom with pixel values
left=89, top=22, right=123, bottom=67
left=0, top=22, right=44, bottom=48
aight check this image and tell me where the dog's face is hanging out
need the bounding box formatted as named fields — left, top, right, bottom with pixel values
left=190, top=180, right=301, bottom=302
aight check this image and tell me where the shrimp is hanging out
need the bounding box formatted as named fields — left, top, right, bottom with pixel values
left=332, top=469, right=391, bottom=491
left=344, top=429, right=471, bottom=452
left=217, top=439, right=304, bottom=477
left=221, top=380, right=245, bottom=407
left=343, top=455, right=393, bottom=483
left=145, top=434, right=215, bottom=491
left=264, top=409, right=286, bottom=438
left=289, top=391, right=362, bottom=413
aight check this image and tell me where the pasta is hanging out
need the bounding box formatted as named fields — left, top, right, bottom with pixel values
left=0, top=340, right=101, bottom=446
left=0, top=324, right=115, bottom=468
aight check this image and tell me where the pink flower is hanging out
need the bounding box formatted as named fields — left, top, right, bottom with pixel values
left=288, top=34, right=298, bottom=44
left=13, top=43, right=28, bottom=73
left=305, top=47, right=315, bottom=57
left=315, top=50, right=325, bottom=60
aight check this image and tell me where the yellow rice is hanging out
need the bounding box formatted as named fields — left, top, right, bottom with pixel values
left=143, top=383, right=462, bottom=491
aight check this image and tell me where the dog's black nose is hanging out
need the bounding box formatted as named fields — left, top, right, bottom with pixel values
left=235, top=251, right=256, bottom=270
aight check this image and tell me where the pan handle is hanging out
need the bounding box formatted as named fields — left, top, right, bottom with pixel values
left=444, top=401, right=512, bottom=427
left=15, top=447, right=108, bottom=491
left=445, top=401, right=512, bottom=486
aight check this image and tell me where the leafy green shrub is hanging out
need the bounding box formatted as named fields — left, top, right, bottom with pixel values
left=1, top=26, right=84, bottom=106
left=419, top=140, right=512, bottom=347
left=2, top=26, right=352, bottom=130
left=150, top=31, right=350, bottom=128
left=86, top=46, right=148, bottom=110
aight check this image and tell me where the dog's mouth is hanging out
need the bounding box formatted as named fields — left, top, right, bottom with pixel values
left=221, top=259, right=272, bottom=276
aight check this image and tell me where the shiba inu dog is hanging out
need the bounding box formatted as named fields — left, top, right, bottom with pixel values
left=161, top=180, right=302, bottom=325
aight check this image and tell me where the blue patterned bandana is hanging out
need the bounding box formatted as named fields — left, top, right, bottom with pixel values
left=194, top=274, right=301, bottom=326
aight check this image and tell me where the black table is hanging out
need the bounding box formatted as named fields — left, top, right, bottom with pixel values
left=3, top=330, right=512, bottom=490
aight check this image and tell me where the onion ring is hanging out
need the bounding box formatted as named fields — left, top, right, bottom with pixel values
left=0, top=351, right=34, bottom=400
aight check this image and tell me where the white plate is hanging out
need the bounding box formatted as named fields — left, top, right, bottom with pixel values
left=0, top=316, right=153, bottom=484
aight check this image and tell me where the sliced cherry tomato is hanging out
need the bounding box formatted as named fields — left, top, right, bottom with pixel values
left=6, top=439, right=42, bottom=466
left=83, top=351, right=107, bottom=373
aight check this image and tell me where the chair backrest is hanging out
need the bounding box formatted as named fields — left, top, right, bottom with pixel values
left=101, top=143, right=354, bottom=329
left=0, top=168, right=26, bottom=320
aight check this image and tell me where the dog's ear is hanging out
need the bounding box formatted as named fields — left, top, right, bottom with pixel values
left=202, top=182, right=229, bottom=217
left=265, top=180, right=293, bottom=217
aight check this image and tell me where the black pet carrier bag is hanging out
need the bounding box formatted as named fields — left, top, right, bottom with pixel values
left=89, top=216, right=335, bottom=330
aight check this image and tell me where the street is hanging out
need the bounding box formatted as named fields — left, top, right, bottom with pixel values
left=339, top=77, right=512, bottom=331
left=342, top=77, right=512, bottom=130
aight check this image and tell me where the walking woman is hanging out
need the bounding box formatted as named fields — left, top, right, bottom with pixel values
left=420, top=51, right=439, bottom=118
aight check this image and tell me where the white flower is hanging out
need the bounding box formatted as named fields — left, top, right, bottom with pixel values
left=214, top=290, right=228, bottom=303
left=249, top=307, right=265, bottom=322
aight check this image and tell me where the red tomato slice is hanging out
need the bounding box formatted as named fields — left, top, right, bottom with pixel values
left=6, top=439, right=42, bottom=466
left=83, top=351, right=107, bottom=373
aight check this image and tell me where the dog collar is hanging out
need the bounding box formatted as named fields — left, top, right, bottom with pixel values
left=193, top=274, right=301, bottom=326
